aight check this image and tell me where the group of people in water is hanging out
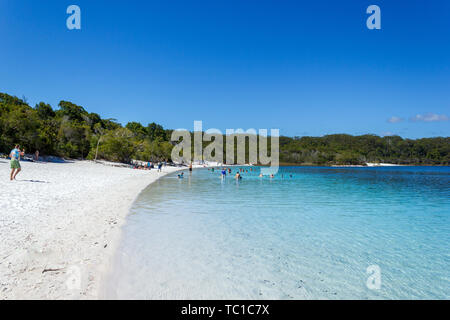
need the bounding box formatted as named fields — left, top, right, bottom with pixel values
left=179, top=166, right=263, bottom=180
left=214, top=167, right=243, bottom=180
left=206, top=167, right=291, bottom=180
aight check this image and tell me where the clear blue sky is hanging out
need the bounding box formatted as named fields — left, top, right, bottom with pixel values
left=1, top=0, right=449, bottom=138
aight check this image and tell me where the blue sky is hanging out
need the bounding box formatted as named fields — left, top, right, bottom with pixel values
left=0, top=0, right=449, bottom=138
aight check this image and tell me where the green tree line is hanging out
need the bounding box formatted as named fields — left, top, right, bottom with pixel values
left=279, top=134, right=449, bottom=165
left=0, top=93, right=173, bottom=162
left=1, top=92, right=448, bottom=165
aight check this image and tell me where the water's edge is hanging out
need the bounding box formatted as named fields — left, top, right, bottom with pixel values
left=97, top=167, right=185, bottom=299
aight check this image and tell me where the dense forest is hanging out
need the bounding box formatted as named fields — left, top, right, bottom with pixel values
left=0, top=93, right=173, bottom=163
left=1, top=92, right=449, bottom=165
left=279, top=134, right=449, bottom=165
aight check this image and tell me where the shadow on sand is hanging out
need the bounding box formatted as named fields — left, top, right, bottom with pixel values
left=18, top=179, right=50, bottom=183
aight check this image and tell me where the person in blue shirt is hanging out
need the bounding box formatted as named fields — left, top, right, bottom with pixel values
left=9, top=144, right=25, bottom=181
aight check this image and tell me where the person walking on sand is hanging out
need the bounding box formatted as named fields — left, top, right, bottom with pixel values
left=10, top=145, right=24, bottom=181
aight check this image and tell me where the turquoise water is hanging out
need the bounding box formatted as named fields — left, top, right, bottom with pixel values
left=105, top=166, right=450, bottom=299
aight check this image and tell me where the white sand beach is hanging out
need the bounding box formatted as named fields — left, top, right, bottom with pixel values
left=366, top=162, right=403, bottom=167
left=0, top=160, right=182, bottom=299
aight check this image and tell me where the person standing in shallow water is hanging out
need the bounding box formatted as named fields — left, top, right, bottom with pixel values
left=10, top=145, right=25, bottom=181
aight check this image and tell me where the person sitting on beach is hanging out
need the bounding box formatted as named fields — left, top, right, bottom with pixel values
left=9, top=145, right=25, bottom=181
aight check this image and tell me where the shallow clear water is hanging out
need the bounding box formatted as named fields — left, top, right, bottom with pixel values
left=105, top=166, right=450, bottom=299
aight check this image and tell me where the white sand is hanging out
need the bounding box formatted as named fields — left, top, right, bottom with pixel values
left=366, top=163, right=403, bottom=167
left=0, top=160, right=182, bottom=299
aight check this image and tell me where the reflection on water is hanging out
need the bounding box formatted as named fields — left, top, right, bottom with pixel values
left=104, top=166, right=450, bottom=299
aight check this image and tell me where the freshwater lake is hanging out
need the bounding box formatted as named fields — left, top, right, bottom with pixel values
left=104, top=166, right=449, bottom=299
